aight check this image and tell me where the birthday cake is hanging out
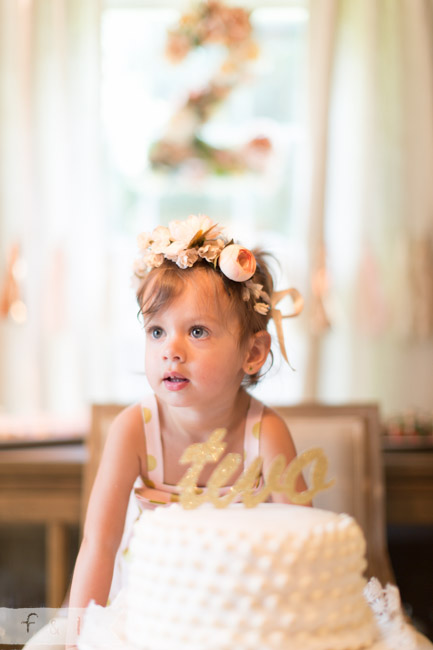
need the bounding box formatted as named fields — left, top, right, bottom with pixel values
left=127, top=504, right=377, bottom=650
left=79, top=503, right=388, bottom=650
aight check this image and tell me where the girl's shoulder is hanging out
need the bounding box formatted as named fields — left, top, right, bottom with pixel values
left=261, top=404, right=289, bottom=428
left=104, top=402, right=147, bottom=453
left=245, top=396, right=289, bottom=439
left=259, top=405, right=296, bottom=461
left=261, top=404, right=291, bottom=431
left=96, top=402, right=149, bottom=480
left=259, top=404, right=310, bottom=505
left=111, top=401, right=143, bottom=429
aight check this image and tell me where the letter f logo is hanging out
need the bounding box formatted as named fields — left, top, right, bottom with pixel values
left=22, top=612, right=38, bottom=633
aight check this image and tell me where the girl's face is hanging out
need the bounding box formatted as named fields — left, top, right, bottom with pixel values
left=143, top=273, right=250, bottom=411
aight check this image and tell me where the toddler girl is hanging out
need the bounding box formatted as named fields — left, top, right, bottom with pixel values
left=30, top=215, right=308, bottom=649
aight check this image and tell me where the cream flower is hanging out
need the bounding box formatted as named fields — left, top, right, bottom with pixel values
left=134, top=215, right=226, bottom=271
left=132, top=258, right=148, bottom=278
left=165, top=107, right=200, bottom=145
left=243, top=280, right=271, bottom=307
left=241, top=286, right=250, bottom=301
left=149, top=226, right=171, bottom=254
left=244, top=280, right=263, bottom=300
left=176, top=248, right=200, bottom=269
left=142, top=251, right=164, bottom=269
left=137, top=232, right=152, bottom=251
left=164, top=239, right=188, bottom=261
left=218, top=244, right=256, bottom=282
left=254, top=302, right=270, bottom=315
left=169, top=214, right=221, bottom=246
left=198, top=239, right=225, bottom=262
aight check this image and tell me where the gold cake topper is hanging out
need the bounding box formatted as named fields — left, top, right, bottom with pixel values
left=177, top=429, right=335, bottom=509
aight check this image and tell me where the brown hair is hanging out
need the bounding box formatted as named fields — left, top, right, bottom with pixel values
left=136, top=250, right=274, bottom=387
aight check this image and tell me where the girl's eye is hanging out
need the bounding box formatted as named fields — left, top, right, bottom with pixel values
left=190, top=326, right=208, bottom=339
left=149, top=326, right=164, bottom=339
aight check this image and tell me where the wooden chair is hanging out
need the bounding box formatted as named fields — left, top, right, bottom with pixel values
left=83, top=401, right=394, bottom=586
left=81, top=403, right=125, bottom=532
left=274, top=402, right=395, bottom=586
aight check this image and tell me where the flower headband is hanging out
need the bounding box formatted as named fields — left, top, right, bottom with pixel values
left=133, top=214, right=303, bottom=365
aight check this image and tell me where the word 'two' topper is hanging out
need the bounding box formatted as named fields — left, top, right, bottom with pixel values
left=177, top=428, right=335, bottom=509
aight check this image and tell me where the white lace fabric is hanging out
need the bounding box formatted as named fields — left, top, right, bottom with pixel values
left=364, top=577, right=432, bottom=650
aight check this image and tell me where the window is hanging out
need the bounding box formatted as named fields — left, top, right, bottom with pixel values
left=99, top=1, right=310, bottom=405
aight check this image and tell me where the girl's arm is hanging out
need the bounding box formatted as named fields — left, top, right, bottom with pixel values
left=68, top=404, right=146, bottom=609
left=260, top=407, right=312, bottom=506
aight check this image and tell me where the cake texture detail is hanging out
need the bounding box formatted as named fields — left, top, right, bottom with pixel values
left=122, top=504, right=378, bottom=650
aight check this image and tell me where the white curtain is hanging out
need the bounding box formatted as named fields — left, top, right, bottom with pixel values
left=0, top=0, right=103, bottom=414
left=2, top=0, right=433, bottom=418
left=307, top=0, right=433, bottom=416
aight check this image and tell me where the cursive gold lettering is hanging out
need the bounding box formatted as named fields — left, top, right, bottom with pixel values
left=177, top=428, right=227, bottom=509
left=207, top=453, right=241, bottom=508
left=281, top=447, right=335, bottom=505
left=177, top=430, right=334, bottom=510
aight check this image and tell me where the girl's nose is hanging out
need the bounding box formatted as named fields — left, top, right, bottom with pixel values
left=162, top=336, right=185, bottom=362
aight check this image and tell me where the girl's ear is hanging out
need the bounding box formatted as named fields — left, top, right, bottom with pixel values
left=243, top=330, right=272, bottom=375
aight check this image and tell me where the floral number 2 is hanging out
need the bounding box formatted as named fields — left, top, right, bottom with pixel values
left=149, top=0, right=271, bottom=176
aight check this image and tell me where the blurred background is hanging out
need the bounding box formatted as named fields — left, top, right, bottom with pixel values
left=1, top=0, right=432, bottom=420
left=0, top=0, right=432, bottom=641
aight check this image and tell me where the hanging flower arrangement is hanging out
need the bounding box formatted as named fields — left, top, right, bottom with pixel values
left=149, top=0, right=272, bottom=176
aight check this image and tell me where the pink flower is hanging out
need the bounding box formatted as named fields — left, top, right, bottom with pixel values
left=165, top=32, right=191, bottom=62
left=218, top=244, right=256, bottom=282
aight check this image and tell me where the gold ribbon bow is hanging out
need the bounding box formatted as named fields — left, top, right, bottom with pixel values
left=270, top=288, right=304, bottom=368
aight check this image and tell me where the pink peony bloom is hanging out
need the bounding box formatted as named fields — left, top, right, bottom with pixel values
left=218, top=244, right=256, bottom=282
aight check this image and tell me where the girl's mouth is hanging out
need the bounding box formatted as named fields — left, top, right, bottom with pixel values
left=163, top=373, right=190, bottom=392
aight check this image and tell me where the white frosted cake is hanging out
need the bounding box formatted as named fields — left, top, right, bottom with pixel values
left=80, top=503, right=385, bottom=650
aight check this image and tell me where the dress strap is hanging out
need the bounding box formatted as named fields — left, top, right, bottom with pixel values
left=140, top=394, right=164, bottom=485
left=135, top=393, right=265, bottom=509
left=244, top=396, right=264, bottom=468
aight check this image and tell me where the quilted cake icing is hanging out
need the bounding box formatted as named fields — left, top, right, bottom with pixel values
left=123, top=504, right=378, bottom=650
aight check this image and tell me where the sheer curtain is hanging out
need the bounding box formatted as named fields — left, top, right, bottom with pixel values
left=307, top=0, right=433, bottom=416
left=0, top=0, right=311, bottom=416
left=0, top=0, right=103, bottom=415
left=1, top=0, right=432, bottom=417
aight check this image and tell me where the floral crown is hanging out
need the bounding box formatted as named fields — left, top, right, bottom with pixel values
left=133, top=214, right=304, bottom=364
left=133, top=214, right=271, bottom=314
